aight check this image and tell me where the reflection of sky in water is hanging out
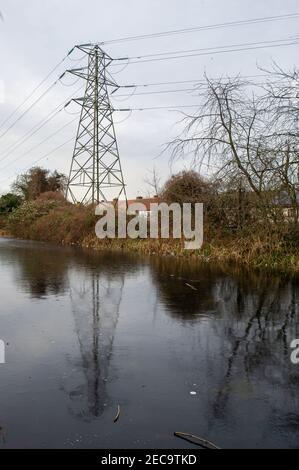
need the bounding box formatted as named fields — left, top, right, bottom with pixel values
left=0, top=238, right=298, bottom=448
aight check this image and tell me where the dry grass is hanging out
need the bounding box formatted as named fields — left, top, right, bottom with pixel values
left=2, top=196, right=298, bottom=275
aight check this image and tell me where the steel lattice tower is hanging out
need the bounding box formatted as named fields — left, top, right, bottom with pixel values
left=66, top=44, right=127, bottom=204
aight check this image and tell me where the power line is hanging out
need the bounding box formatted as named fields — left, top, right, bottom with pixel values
left=0, top=84, right=83, bottom=164
left=0, top=76, right=62, bottom=140
left=0, top=108, right=62, bottom=164
left=0, top=49, right=75, bottom=132
left=117, top=37, right=296, bottom=61
left=24, top=136, right=74, bottom=172
left=117, top=74, right=269, bottom=89
left=0, top=118, right=77, bottom=173
left=113, top=82, right=268, bottom=99
left=113, top=38, right=299, bottom=65
left=0, top=136, right=74, bottom=186
left=114, top=87, right=199, bottom=98
left=115, top=104, right=202, bottom=111
left=99, top=12, right=299, bottom=45
left=128, top=41, right=299, bottom=64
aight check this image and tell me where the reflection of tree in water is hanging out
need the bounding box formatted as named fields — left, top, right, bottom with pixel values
left=0, top=241, right=69, bottom=298
left=3, top=241, right=138, bottom=300
left=149, top=256, right=220, bottom=319
left=149, top=256, right=299, bottom=438
left=211, top=275, right=299, bottom=420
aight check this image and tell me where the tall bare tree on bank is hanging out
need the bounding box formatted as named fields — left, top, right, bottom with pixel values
left=169, top=67, right=299, bottom=223
left=261, top=64, right=299, bottom=219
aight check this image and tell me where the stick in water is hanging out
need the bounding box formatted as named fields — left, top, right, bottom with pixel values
left=174, top=431, right=220, bottom=449
left=113, top=405, right=121, bottom=423
left=185, top=283, right=197, bottom=291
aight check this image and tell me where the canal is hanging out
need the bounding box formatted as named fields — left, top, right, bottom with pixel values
left=0, top=238, right=298, bottom=448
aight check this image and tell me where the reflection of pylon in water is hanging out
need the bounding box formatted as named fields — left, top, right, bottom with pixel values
left=66, top=44, right=127, bottom=204
left=69, top=272, right=124, bottom=417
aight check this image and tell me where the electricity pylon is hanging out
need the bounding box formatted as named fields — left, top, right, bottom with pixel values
left=65, top=44, right=127, bottom=204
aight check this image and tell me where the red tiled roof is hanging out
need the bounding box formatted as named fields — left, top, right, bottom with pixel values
left=109, top=197, right=161, bottom=211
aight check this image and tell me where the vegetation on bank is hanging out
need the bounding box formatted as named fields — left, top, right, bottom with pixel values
left=0, top=186, right=298, bottom=275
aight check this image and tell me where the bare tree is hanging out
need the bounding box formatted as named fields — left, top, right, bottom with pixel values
left=260, top=64, right=299, bottom=219
left=144, top=166, right=162, bottom=196
left=169, top=69, right=298, bottom=222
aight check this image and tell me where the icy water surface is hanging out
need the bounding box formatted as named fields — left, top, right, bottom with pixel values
left=0, top=238, right=298, bottom=448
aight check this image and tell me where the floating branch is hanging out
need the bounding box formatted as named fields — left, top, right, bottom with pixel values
left=113, top=404, right=121, bottom=423
left=174, top=431, right=220, bottom=449
left=185, top=283, right=197, bottom=291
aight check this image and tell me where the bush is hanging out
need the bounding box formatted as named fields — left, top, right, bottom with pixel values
left=0, top=193, right=22, bottom=214
left=7, top=198, right=61, bottom=238
left=161, top=170, right=213, bottom=205
left=7, top=196, right=96, bottom=244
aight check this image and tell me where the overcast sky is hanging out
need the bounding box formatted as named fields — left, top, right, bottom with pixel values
left=0, top=0, right=298, bottom=198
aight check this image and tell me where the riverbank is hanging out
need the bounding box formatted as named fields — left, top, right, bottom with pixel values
left=80, top=235, right=299, bottom=275
left=0, top=228, right=11, bottom=237
left=1, top=197, right=298, bottom=275
left=2, top=230, right=299, bottom=276
left=2, top=231, right=298, bottom=275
